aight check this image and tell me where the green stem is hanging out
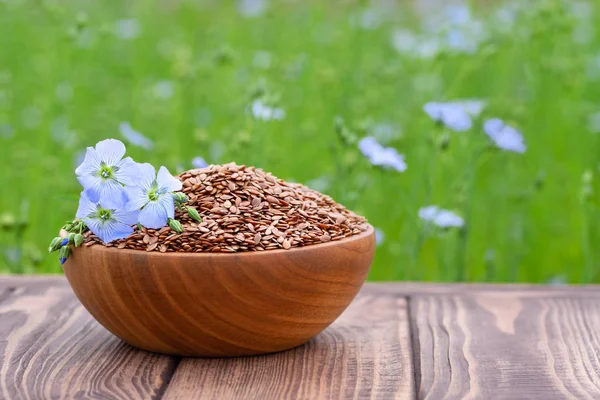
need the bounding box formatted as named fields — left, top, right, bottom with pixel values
left=455, top=147, right=489, bottom=282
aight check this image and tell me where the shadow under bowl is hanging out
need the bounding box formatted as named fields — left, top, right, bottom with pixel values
left=62, top=225, right=376, bottom=357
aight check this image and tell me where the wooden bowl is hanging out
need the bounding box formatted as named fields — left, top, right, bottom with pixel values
left=62, top=225, right=375, bottom=357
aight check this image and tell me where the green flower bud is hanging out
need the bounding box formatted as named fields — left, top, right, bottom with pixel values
left=59, top=245, right=71, bottom=265
left=186, top=206, right=202, bottom=223
left=173, top=192, right=189, bottom=204
left=67, top=232, right=76, bottom=244
left=75, top=12, right=88, bottom=30
left=437, top=132, right=451, bottom=151
left=62, top=222, right=74, bottom=232
left=48, top=237, right=63, bottom=253
left=168, top=218, right=183, bottom=234
left=74, top=233, right=84, bottom=247
left=0, top=213, right=16, bottom=231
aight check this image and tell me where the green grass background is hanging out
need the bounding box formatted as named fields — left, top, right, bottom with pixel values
left=1, top=0, right=599, bottom=282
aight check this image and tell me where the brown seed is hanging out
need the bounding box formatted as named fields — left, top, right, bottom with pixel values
left=282, top=239, right=291, bottom=249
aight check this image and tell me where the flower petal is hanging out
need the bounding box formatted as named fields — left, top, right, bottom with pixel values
left=75, top=191, right=98, bottom=219
left=423, top=102, right=443, bottom=120
left=358, top=136, right=382, bottom=158
left=95, top=138, right=126, bottom=166
left=136, top=163, right=157, bottom=191
left=157, top=166, right=182, bottom=192
left=192, top=157, right=208, bottom=169
left=75, top=147, right=101, bottom=176
left=115, top=157, right=140, bottom=186
left=125, top=185, right=149, bottom=211
left=158, top=192, right=175, bottom=220
left=440, top=106, right=472, bottom=132
left=113, top=208, right=140, bottom=226
left=77, top=174, right=103, bottom=202
left=483, top=118, right=504, bottom=136
left=85, top=218, right=133, bottom=243
left=102, top=222, right=134, bottom=242
left=138, top=201, right=169, bottom=229
left=434, top=210, right=464, bottom=228
left=85, top=180, right=127, bottom=209
left=418, top=205, right=439, bottom=222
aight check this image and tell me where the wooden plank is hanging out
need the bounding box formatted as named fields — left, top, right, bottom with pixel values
left=0, top=279, right=178, bottom=399
left=362, top=282, right=600, bottom=297
left=163, top=293, right=415, bottom=399
left=410, top=293, right=600, bottom=399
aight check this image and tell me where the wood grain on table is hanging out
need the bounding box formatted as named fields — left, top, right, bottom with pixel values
left=1, top=276, right=599, bottom=399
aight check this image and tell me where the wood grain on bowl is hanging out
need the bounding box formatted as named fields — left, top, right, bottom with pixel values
left=62, top=225, right=376, bottom=357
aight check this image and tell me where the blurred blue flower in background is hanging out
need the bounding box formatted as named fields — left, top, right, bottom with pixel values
left=55, top=81, right=73, bottom=103
left=115, top=19, right=140, bottom=40
left=50, top=116, right=77, bottom=147
left=391, top=29, right=441, bottom=59
left=125, top=164, right=182, bottom=229
left=76, top=138, right=139, bottom=202
left=152, top=80, right=174, bottom=100
left=20, top=106, right=42, bottom=130
left=0, top=123, right=14, bottom=139
left=76, top=191, right=139, bottom=244
left=423, top=100, right=485, bottom=132
left=375, top=228, right=385, bottom=246
left=588, top=112, right=600, bottom=133
left=306, top=175, right=333, bottom=192
left=418, top=205, right=464, bottom=228
left=253, top=51, right=273, bottom=70
left=238, top=0, right=267, bottom=18
left=4, top=247, right=20, bottom=264
left=251, top=100, right=285, bottom=121
left=483, top=118, right=526, bottom=153
left=359, top=136, right=407, bottom=172
left=192, top=156, right=208, bottom=169
left=119, top=122, right=154, bottom=150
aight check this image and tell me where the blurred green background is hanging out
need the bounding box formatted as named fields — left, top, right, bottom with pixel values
left=1, top=0, right=599, bottom=282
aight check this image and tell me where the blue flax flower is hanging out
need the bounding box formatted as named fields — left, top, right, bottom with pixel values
left=424, top=102, right=471, bottom=131
left=125, top=164, right=183, bottom=229
left=418, top=205, right=464, bottom=228
left=76, top=191, right=139, bottom=244
left=192, top=156, right=208, bottom=169
left=119, top=122, right=154, bottom=150
left=75, top=139, right=139, bottom=203
left=483, top=118, right=526, bottom=153
left=423, top=100, right=485, bottom=132
left=359, top=136, right=407, bottom=172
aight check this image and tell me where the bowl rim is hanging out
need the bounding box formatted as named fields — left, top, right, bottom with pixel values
left=73, top=224, right=375, bottom=259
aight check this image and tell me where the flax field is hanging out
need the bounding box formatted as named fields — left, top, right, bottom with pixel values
left=1, top=0, right=599, bottom=282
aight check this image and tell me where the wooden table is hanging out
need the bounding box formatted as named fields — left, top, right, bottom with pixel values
left=1, top=277, right=599, bottom=399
